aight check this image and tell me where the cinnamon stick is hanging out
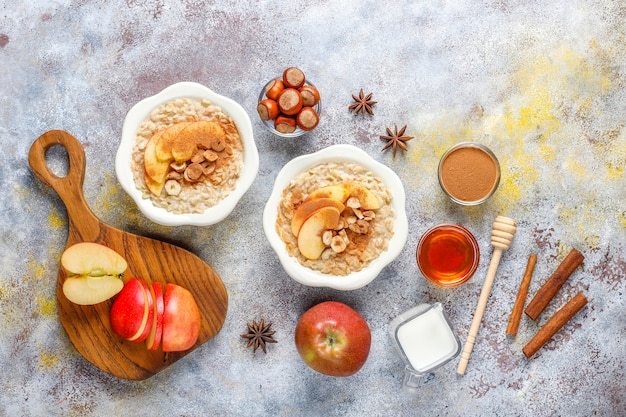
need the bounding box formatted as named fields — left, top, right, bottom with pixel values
left=522, top=291, right=587, bottom=358
left=506, top=254, right=537, bottom=336
left=525, top=248, right=584, bottom=320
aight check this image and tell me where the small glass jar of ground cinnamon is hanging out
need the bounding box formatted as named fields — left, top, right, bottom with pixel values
left=416, top=224, right=480, bottom=287
left=438, top=142, right=500, bottom=205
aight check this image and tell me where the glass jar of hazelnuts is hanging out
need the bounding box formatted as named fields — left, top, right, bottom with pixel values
left=257, top=67, right=321, bottom=137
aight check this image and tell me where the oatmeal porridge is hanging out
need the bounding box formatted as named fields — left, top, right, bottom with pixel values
left=276, top=162, right=395, bottom=275
left=131, top=98, right=244, bottom=214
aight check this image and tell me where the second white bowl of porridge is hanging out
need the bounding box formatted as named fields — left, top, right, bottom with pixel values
left=116, top=82, right=259, bottom=226
left=263, top=145, right=408, bottom=290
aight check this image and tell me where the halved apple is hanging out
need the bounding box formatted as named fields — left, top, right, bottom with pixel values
left=110, top=278, right=150, bottom=340
left=146, top=282, right=164, bottom=350
left=304, top=184, right=350, bottom=203
left=162, top=283, right=201, bottom=352
left=297, top=206, right=341, bottom=260
left=60, top=242, right=127, bottom=305
left=345, top=182, right=381, bottom=210
left=62, top=276, right=125, bottom=306
left=291, top=198, right=346, bottom=237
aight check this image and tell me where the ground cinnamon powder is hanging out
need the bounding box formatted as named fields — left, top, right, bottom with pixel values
left=439, top=146, right=498, bottom=202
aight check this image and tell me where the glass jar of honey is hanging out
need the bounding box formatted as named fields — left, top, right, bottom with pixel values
left=416, top=224, right=480, bottom=287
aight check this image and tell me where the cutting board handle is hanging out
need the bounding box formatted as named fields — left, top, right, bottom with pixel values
left=28, top=130, right=100, bottom=238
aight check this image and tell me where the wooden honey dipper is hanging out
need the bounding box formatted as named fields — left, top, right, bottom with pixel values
left=457, top=216, right=517, bottom=375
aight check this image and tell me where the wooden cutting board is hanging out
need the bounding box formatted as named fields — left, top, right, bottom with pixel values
left=28, top=130, right=228, bottom=380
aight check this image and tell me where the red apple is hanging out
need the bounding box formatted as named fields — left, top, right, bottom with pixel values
left=294, top=301, right=371, bottom=377
left=161, top=283, right=201, bottom=352
left=146, top=282, right=164, bottom=350
left=109, top=280, right=200, bottom=352
left=110, top=278, right=151, bottom=341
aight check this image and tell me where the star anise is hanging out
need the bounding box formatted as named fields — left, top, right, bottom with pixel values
left=241, top=319, right=277, bottom=354
left=348, top=89, right=376, bottom=116
left=380, top=125, right=414, bottom=157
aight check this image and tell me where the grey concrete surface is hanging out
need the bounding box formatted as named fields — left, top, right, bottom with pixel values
left=1, top=1, right=625, bottom=416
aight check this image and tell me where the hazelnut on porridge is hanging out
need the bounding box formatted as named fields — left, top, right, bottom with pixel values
left=275, top=162, right=395, bottom=275
left=131, top=98, right=244, bottom=214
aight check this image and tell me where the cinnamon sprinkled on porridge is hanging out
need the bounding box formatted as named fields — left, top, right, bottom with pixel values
left=131, top=98, right=244, bottom=214
left=276, top=162, right=395, bottom=275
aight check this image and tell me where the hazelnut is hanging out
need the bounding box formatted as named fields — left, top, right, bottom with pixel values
left=296, top=107, right=320, bottom=131
left=257, top=99, right=280, bottom=121
left=282, top=67, right=306, bottom=89
left=265, top=79, right=284, bottom=101
left=277, top=88, right=303, bottom=116
left=299, top=85, right=320, bottom=107
left=274, top=115, right=297, bottom=134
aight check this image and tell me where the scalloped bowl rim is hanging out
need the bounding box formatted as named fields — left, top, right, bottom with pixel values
left=263, top=145, right=408, bottom=290
left=115, top=82, right=259, bottom=226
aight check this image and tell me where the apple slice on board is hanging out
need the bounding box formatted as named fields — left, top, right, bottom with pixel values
left=146, top=282, right=164, bottom=351
left=109, top=278, right=150, bottom=340
left=60, top=242, right=127, bottom=305
left=28, top=130, right=228, bottom=380
left=128, top=279, right=154, bottom=343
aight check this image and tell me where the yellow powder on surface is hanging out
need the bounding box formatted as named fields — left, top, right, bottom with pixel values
left=37, top=351, right=59, bottom=371
left=25, top=254, right=47, bottom=284
left=619, top=212, right=626, bottom=229
left=48, top=210, right=65, bottom=229
left=37, top=293, right=56, bottom=317
left=406, top=40, right=626, bottom=246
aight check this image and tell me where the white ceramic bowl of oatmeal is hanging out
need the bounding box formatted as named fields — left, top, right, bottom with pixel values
left=263, top=145, right=408, bottom=290
left=116, top=82, right=259, bottom=226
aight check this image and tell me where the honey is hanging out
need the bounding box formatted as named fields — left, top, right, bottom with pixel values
left=416, top=224, right=479, bottom=287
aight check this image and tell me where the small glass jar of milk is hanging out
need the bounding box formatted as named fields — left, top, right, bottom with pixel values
left=389, top=303, right=461, bottom=389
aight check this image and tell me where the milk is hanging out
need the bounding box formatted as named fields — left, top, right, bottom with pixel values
left=390, top=303, right=460, bottom=383
left=396, top=306, right=459, bottom=373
